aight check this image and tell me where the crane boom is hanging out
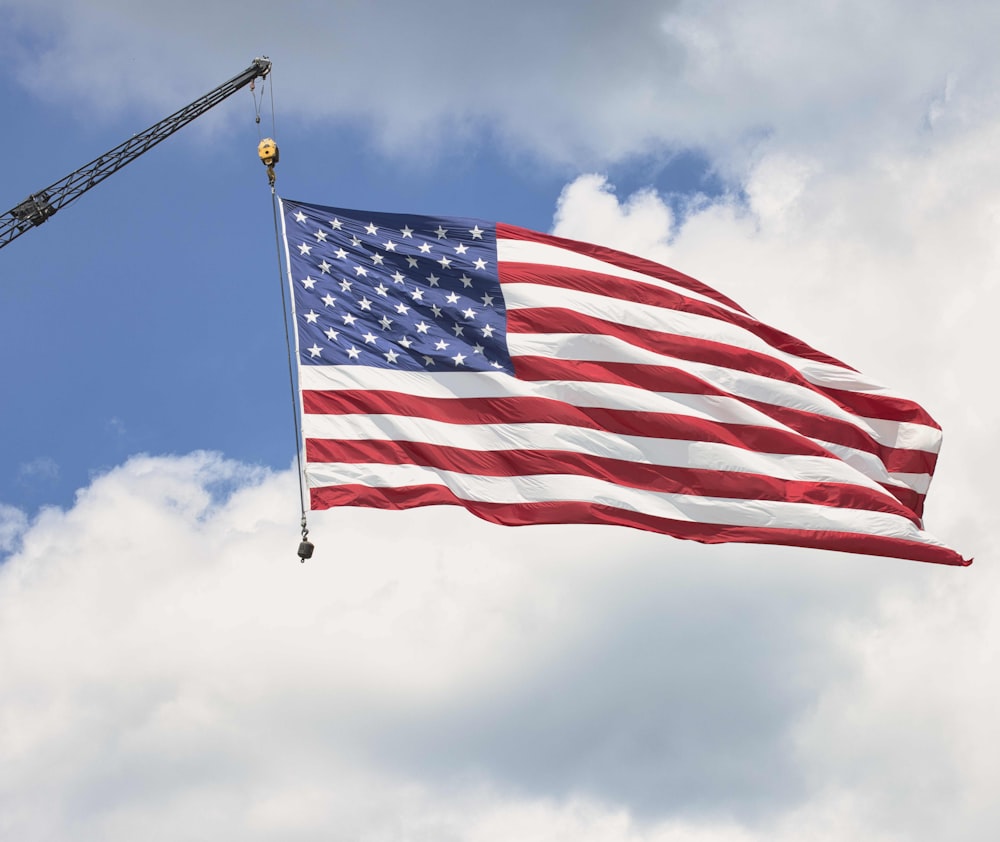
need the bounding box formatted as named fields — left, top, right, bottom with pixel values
left=0, top=57, right=272, bottom=251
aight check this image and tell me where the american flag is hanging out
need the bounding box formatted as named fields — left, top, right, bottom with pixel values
left=280, top=197, right=969, bottom=567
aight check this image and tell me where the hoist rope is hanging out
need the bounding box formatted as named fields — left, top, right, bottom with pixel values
left=268, top=68, right=277, bottom=139
left=256, top=65, right=312, bottom=555
left=270, top=189, right=308, bottom=527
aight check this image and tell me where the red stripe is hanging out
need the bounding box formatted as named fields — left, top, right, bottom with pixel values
left=508, top=305, right=940, bottom=429
left=515, top=354, right=730, bottom=397
left=876, top=482, right=926, bottom=520
left=302, top=388, right=835, bottom=458
left=497, top=222, right=751, bottom=315
left=514, top=356, right=938, bottom=479
left=740, top=396, right=938, bottom=476
left=309, top=484, right=971, bottom=567
left=305, top=437, right=920, bottom=523
left=501, top=262, right=854, bottom=372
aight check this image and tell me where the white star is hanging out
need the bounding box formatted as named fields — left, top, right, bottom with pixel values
left=395, top=302, right=411, bottom=315
left=298, top=242, right=312, bottom=255
left=308, top=344, right=322, bottom=357
left=482, top=324, right=496, bottom=337
left=354, top=265, right=368, bottom=276
left=491, top=360, right=503, bottom=369
left=347, top=346, right=361, bottom=359
left=481, top=292, right=494, bottom=306
left=437, top=255, right=452, bottom=269
left=374, top=283, right=389, bottom=297
left=473, top=258, right=488, bottom=270
left=365, top=222, right=378, bottom=235
left=325, top=327, right=340, bottom=341
left=343, top=313, right=358, bottom=326
left=304, top=310, right=319, bottom=324
left=452, top=324, right=465, bottom=337
left=406, top=256, right=419, bottom=268
left=459, top=274, right=473, bottom=288
left=435, top=339, right=449, bottom=350
left=472, top=343, right=485, bottom=354
left=469, top=225, right=484, bottom=239
left=294, top=211, right=307, bottom=224
left=322, top=293, right=336, bottom=307
left=462, top=307, right=476, bottom=319
left=318, top=260, right=332, bottom=274
left=423, top=355, right=435, bottom=366
left=384, top=349, right=400, bottom=363
left=359, top=297, right=373, bottom=311
left=445, top=291, right=460, bottom=304
left=351, top=235, right=362, bottom=246
left=401, top=225, right=414, bottom=238
left=372, top=255, right=384, bottom=268
left=411, top=287, right=425, bottom=301
left=451, top=353, right=466, bottom=366
left=431, top=305, right=443, bottom=318
left=330, top=218, right=343, bottom=230
left=415, top=321, right=430, bottom=334
left=363, top=331, right=378, bottom=344
left=300, top=276, right=317, bottom=290
left=418, top=242, right=432, bottom=254
left=427, top=274, right=440, bottom=287
left=314, top=229, right=328, bottom=242
left=454, top=243, right=468, bottom=255
left=384, top=240, right=397, bottom=252
left=334, top=248, right=348, bottom=259
left=391, top=271, right=406, bottom=284
left=339, top=279, right=353, bottom=292
left=435, top=225, right=448, bottom=239
left=379, top=316, right=393, bottom=330
left=399, top=336, right=413, bottom=349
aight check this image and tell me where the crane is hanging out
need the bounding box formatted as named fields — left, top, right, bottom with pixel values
left=0, top=57, right=272, bottom=251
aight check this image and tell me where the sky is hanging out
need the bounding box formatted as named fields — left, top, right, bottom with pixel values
left=1, top=1, right=998, bottom=839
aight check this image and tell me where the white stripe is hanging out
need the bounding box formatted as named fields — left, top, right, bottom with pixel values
left=498, top=238, right=743, bottom=316
left=300, top=364, right=812, bottom=426
left=886, top=471, right=933, bottom=496
left=306, top=462, right=945, bottom=548
left=502, top=281, right=893, bottom=394
left=303, top=412, right=894, bottom=493
left=509, top=332, right=942, bottom=454
left=817, top=442, right=928, bottom=495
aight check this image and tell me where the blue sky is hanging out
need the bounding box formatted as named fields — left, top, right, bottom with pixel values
left=1, top=2, right=998, bottom=840
left=0, top=55, right=723, bottom=512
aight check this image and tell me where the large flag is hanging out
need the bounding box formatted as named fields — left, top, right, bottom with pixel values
left=279, top=197, right=969, bottom=566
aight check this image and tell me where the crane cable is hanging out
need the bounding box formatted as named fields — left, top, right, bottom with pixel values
left=253, top=67, right=314, bottom=562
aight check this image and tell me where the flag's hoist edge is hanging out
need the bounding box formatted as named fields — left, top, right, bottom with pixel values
left=279, top=197, right=970, bottom=567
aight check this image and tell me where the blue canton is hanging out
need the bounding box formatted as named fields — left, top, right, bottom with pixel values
left=282, top=199, right=513, bottom=374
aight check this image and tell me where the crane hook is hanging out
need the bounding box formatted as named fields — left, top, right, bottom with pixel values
left=258, top=138, right=279, bottom=187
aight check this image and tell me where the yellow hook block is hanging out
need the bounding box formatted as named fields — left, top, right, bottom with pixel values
left=258, top=138, right=279, bottom=166
left=258, top=138, right=279, bottom=186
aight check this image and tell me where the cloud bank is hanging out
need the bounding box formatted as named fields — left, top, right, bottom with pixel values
left=0, top=445, right=993, bottom=842
left=5, top=0, right=1000, bottom=170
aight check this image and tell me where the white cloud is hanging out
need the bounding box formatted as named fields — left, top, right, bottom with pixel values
left=0, top=504, right=27, bottom=553
left=0, top=444, right=991, bottom=840
left=5, top=0, right=1000, bottom=169
left=16, top=456, right=59, bottom=485
left=541, top=97, right=999, bottom=836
